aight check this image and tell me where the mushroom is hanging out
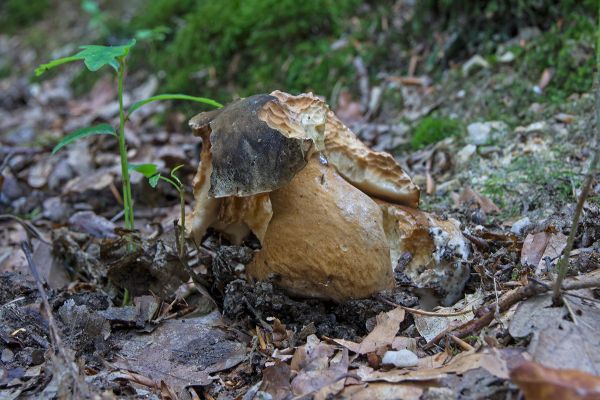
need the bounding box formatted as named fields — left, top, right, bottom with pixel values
left=247, top=155, right=395, bottom=302
left=187, top=91, right=470, bottom=303
left=378, top=202, right=470, bottom=306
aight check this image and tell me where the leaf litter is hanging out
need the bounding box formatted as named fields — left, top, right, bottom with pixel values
left=1, top=7, right=600, bottom=400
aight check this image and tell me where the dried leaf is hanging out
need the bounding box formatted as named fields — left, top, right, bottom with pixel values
left=291, top=334, right=336, bottom=372
left=520, top=230, right=567, bottom=274
left=291, top=349, right=349, bottom=397
left=414, top=289, right=484, bottom=342
left=357, top=348, right=511, bottom=383
left=333, top=308, right=405, bottom=354
left=511, top=361, right=600, bottom=400
left=509, top=292, right=600, bottom=374
left=339, top=382, right=424, bottom=400
left=259, top=362, right=292, bottom=400
left=454, top=185, right=500, bottom=214
left=113, top=311, right=247, bottom=396
left=68, top=211, right=117, bottom=239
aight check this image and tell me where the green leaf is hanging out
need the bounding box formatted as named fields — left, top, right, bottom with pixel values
left=127, top=94, right=222, bottom=116
left=129, top=163, right=159, bottom=178
left=76, top=39, right=136, bottom=71
left=149, top=174, right=160, bottom=188
left=52, top=123, right=116, bottom=154
left=35, top=39, right=136, bottom=76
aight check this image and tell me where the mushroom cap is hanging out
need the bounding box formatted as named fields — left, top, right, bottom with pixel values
left=188, top=103, right=274, bottom=245
left=248, top=156, right=395, bottom=302
left=270, top=90, right=420, bottom=207
left=189, top=94, right=314, bottom=198
left=378, top=201, right=471, bottom=306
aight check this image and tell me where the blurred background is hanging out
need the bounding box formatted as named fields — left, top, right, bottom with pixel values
left=0, top=0, right=598, bottom=219
left=2, top=0, right=596, bottom=107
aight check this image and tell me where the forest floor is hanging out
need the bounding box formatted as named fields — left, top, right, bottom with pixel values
left=1, top=5, right=600, bottom=400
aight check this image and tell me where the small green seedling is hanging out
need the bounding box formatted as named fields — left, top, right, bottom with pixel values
left=130, top=163, right=187, bottom=256
left=36, top=39, right=222, bottom=230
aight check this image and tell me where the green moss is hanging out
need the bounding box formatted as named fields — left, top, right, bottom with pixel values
left=521, top=14, right=596, bottom=102
left=129, top=0, right=362, bottom=99
left=411, top=117, right=463, bottom=149
left=480, top=151, right=581, bottom=218
left=0, top=0, right=49, bottom=34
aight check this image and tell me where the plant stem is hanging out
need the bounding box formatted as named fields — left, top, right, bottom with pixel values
left=179, top=188, right=185, bottom=257
left=117, top=57, right=134, bottom=230
left=552, top=12, right=600, bottom=301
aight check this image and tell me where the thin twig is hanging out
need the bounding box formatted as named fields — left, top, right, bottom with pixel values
left=0, top=214, right=51, bottom=245
left=449, top=334, right=475, bottom=351
left=21, top=241, right=89, bottom=398
left=376, top=295, right=474, bottom=317
left=554, top=31, right=600, bottom=301
left=425, top=273, right=600, bottom=349
left=562, top=296, right=579, bottom=326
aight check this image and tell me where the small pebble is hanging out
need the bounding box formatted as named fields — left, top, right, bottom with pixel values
left=1, top=348, right=14, bottom=363
left=511, top=217, right=532, bottom=235
left=381, top=349, right=418, bottom=368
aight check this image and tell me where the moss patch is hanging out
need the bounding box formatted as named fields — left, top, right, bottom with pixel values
left=411, top=117, right=463, bottom=149
left=480, top=150, right=581, bottom=218
left=0, top=0, right=49, bottom=34
left=125, top=0, right=366, bottom=100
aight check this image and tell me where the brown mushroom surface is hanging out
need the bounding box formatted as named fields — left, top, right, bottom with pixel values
left=378, top=202, right=471, bottom=306
left=248, top=156, right=395, bottom=302
left=271, top=90, right=420, bottom=207
left=187, top=91, right=469, bottom=303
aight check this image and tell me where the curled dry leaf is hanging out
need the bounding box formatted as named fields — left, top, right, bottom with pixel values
left=453, top=185, right=500, bottom=214
left=357, top=348, right=512, bottom=384
left=289, top=335, right=349, bottom=399
left=520, top=230, right=567, bottom=274
left=334, top=308, right=405, bottom=355
left=510, top=361, right=600, bottom=400
left=414, top=289, right=484, bottom=342
left=259, top=362, right=292, bottom=400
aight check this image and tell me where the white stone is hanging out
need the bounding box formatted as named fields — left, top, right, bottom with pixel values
left=511, top=217, right=531, bottom=235
left=467, top=121, right=509, bottom=145
left=498, top=51, right=515, bottom=63
left=456, top=144, right=477, bottom=164
left=381, top=349, right=419, bottom=368
left=462, top=55, right=490, bottom=76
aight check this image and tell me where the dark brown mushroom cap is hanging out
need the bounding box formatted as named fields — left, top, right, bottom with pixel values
left=189, top=94, right=313, bottom=198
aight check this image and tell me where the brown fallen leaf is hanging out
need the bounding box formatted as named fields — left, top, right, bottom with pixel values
left=113, top=311, right=247, bottom=397
left=357, top=348, right=511, bottom=383
left=259, top=362, right=292, bottom=400
left=520, top=230, right=567, bottom=274
left=510, top=292, right=600, bottom=374
left=333, top=307, right=405, bottom=354
left=453, top=185, right=500, bottom=214
left=291, top=334, right=336, bottom=372
left=338, top=382, right=424, bottom=400
left=538, top=68, right=554, bottom=91
left=336, top=90, right=364, bottom=123
left=510, top=361, right=600, bottom=400
left=291, top=348, right=349, bottom=398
